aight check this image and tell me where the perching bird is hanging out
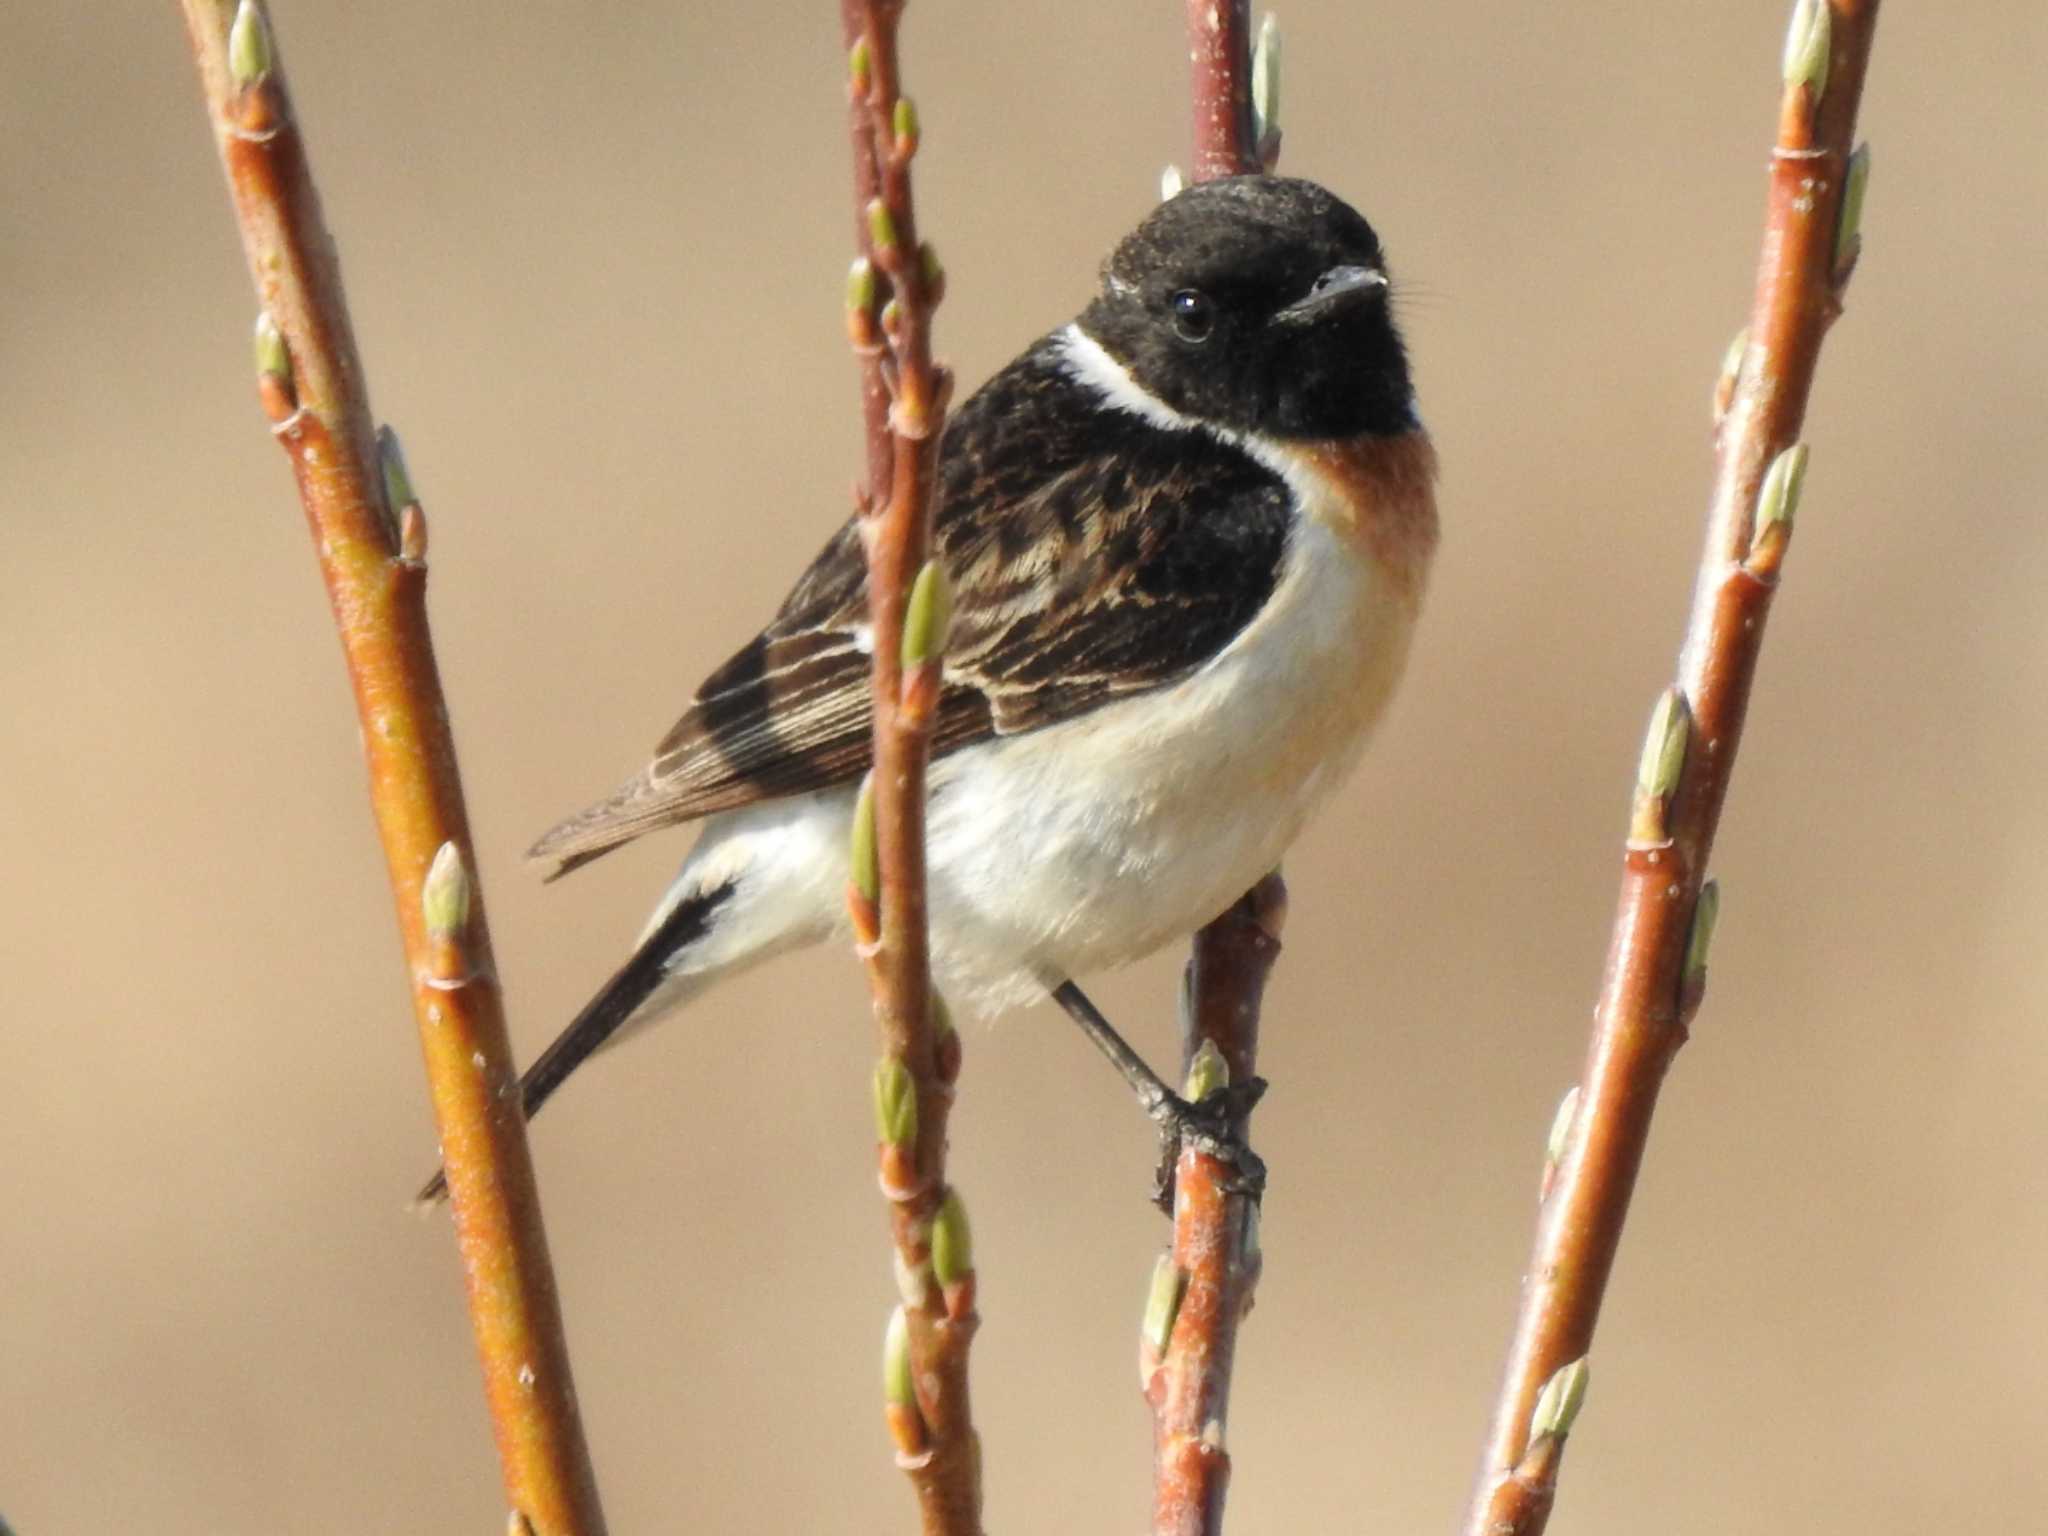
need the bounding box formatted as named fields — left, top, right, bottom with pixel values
left=421, top=175, right=1436, bottom=1200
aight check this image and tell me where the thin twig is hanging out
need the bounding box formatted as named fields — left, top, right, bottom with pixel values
left=175, top=6, right=607, bottom=1534
left=837, top=5, right=981, bottom=1534
left=1139, top=10, right=1280, bottom=1536
left=1184, top=0, right=1259, bottom=183
left=1463, top=6, right=1882, bottom=1533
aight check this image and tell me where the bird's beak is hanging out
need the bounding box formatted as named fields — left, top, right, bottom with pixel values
left=1271, top=264, right=1388, bottom=327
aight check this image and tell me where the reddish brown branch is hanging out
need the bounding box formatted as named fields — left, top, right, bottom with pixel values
left=837, top=4, right=981, bottom=1534
left=1463, top=7, right=1882, bottom=1534
left=1141, top=11, right=1279, bottom=1535
left=1185, top=0, right=1261, bottom=181
left=176, top=6, right=606, bottom=1534
left=1145, top=879, right=1286, bottom=1536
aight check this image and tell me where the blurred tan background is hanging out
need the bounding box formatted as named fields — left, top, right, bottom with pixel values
left=5, top=4, right=2045, bottom=1532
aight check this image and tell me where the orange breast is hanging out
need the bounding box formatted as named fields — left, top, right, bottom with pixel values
left=1274, top=429, right=1440, bottom=602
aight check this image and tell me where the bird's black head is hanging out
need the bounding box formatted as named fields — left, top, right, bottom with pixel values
left=1080, top=175, right=1413, bottom=441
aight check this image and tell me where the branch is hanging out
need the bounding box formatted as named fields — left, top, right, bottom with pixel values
left=1140, top=11, right=1284, bottom=1536
left=1144, top=879, right=1286, bottom=1536
left=1184, top=0, right=1263, bottom=181
left=175, top=6, right=606, bottom=1534
left=837, top=5, right=981, bottom=1534
left=1462, top=5, right=1881, bottom=1533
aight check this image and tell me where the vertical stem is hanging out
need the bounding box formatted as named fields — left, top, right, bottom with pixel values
left=1146, top=880, right=1286, bottom=1536
left=175, top=6, right=607, bottom=1535
left=1144, top=11, right=1273, bottom=1535
left=1463, top=7, right=1882, bottom=1534
left=1185, top=0, right=1260, bottom=181
left=839, top=4, right=981, bottom=1533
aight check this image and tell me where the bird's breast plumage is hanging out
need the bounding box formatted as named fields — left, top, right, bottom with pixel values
left=919, top=423, right=1438, bottom=1011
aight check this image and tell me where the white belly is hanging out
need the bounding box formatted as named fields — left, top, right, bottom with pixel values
left=922, top=514, right=1420, bottom=1011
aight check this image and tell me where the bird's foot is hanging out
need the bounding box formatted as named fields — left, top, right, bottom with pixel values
left=1147, top=1076, right=1268, bottom=1213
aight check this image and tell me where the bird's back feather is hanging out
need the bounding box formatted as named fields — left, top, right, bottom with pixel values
left=529, top=332, right=1293, bottom=877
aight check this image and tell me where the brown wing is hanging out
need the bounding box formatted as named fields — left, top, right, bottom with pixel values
left=529, top=336, right=1291, bottom=878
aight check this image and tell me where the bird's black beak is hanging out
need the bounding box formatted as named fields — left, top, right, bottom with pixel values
left=1271, top=264, right=1388, bottom=327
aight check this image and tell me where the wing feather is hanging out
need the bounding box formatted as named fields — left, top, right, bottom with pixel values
left=530, top=335, right=1290, bottom=876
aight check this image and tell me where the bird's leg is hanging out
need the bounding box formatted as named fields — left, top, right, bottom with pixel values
left=1051, top=980, right=1267, bottom=1211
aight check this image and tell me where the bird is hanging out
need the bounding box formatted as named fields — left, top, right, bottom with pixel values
left=419, top=174, right=1436, bottom=1201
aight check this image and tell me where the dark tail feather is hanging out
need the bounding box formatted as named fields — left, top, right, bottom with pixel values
left=413, top=880, right=735, bottom=1207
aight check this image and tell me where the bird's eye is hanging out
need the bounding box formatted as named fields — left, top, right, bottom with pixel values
left=1169, top=289, right=1216, bottom=343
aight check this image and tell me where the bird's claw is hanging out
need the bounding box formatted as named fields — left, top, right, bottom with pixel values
left=1149, top=1077, right=1268, bottom=1212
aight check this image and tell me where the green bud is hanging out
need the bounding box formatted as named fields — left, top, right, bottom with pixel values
left=1546, top=1085, right=1582, bottom=1171
left=1752, top=442, right=1809, bottom=554
left=420, top=841, right=470, bottom=940
left=902, top=559, right=954, bottom=669
left=1183, top=1037, right=1229, bottom=1102
left=1251, top=13, right=1283, bottom=147
left=1781, top=0, right=1830, bottom=101
left=848, top=36, right=871, bottom=90
left=1141, top=1254, right=1187, bottom=1356
left=850, top=775, right=879, bottom=904
left=228, top=0, right=274, bottom=87
left=1639, top=689, right=1690, bottom=803
left=1529, top=1356, right=1590, bottom=1441
left=918, top=241, right=944, bottom=296
left=892, top=96, right=920, bottom=150
left=930, top=1189, right=973, bottom=1287
left=1836, top=142, right=1871, bottom=270
left=1629, top=688, right=1691, bottom=843
left=866, top=198, right=899, bottom=256
left=377, top=425, right=416, bottom=512
left=882, top=1305, right=915, bottom=1406
left=873, top=1055, right=917, bottom=1147
left=1684, top=879, right=1721, bottom=986
left=253, top=311, right=289, bottom=380
left=846, top=256, right=878, bottom=315
left=930, top=990, right=955, bottom=1046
